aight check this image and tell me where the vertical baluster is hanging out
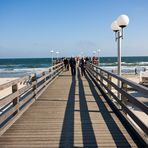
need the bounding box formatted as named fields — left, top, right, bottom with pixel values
left=121, top=82, right=128, bottom=106
left=96, top=67, right=98, bottom=81
left=107, top=74, right=112, bottom=97
left=100, top=70, right=103, bottom=83
left=49, top=68, right=51, bottom=78
left=12, top=84, right=19, bottom=115
left=42, top=72, right=46, bottom=85
left=31, top=74, right=37, bottom=99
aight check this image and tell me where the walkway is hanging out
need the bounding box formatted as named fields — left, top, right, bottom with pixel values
left=0, top=68, right=140, bottom=147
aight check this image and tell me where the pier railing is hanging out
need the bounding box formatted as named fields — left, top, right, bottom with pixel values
left=86, top=62, right=148, bottom=141
left=0, top=62, right=64, bottom=136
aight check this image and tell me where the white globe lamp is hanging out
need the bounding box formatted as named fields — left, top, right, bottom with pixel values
left=111, top=21, right=121, bottom=32
left=117, top=15, right=129, bottom=28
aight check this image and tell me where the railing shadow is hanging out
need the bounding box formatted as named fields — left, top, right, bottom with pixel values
left=59, top=76, right=75, bottom=147
left=78, top=68, right=98, bottom=147
left=85, top=72, right=133, bottom=147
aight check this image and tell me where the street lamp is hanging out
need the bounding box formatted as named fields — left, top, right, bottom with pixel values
left=56, top=51, right=59, bottom=60
left=111, top=14, right=129, bottom=100
left=50, top=50, right=54, bottom=66
left=111, top=14, right=129, bottom=76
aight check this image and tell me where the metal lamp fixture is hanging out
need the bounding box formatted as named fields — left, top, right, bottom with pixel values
left=111, top=21, right=121, bottom=32
left=111, top=14, right=129, bottom=101
left=117, top=15, right=129, bottom=28
left=56, top=51, right=59, bottom=60
left=111, top=14, right=129, bottom=76
left=50, top=50, right=54, bottom=66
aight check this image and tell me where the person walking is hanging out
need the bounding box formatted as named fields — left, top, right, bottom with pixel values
left=135, top=68, right=138, bottom=75
left=69, top=57, right=76, bottom=76
left=67, top=59, right=69, bottom=71
left=64, top=58, right=67, bottom=71
left=79, top=58, right=86, bottom=76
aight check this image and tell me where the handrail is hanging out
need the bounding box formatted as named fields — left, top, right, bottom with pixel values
left=91, top=63, right=148, bottom=95
left=0, top=62, right=64, bottom=136
left=0, top=76, right=30, bottom=91
left=86, top=62, right=148, bottom=141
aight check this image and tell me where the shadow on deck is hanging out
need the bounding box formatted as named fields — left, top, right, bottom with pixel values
left=59, top=68, right=139, bottom=147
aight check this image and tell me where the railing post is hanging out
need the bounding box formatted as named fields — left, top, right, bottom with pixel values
left=49, top=68, right=51, bottom=79
left=58, top=63, right=62, bottom=73
left=107, top=74, right=112, bottom=97
left=12, top=84, right=19, bottom=115
left=121, top=82, right=128, bottom=105
left=100, top=70, right=103, bottom=83
left=42, top=72, right=46, bottom=85
left=96, top=68, right=99, bottom=81
left=31, top=74, right=37, bottom=99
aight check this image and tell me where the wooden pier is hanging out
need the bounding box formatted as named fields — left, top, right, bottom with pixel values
left=0, top=62, right=148, bottom=147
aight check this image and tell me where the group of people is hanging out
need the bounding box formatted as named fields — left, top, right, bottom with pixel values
left=63, top=57, right=88, bottom=76
left=63, top=58, right=69, bottom=71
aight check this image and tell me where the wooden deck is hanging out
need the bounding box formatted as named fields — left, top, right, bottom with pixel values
left=0, top=68, right=141, bottom=147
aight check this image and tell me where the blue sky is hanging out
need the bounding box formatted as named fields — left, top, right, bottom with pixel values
left=0, top=0, right=148, bottom=58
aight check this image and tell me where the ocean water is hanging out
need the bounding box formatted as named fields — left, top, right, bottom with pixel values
left=0, top=56, right=148, bottom=77
left=0, top=58, right=53, bottom=77
left=100, top=56, right=148, bottom=74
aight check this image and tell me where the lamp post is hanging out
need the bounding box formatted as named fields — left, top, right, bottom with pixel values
left=50, top=50, right=54, bottom=66
left=56, top=51, right=59, bottom=60
left=111, top=14, right=129, bottom=101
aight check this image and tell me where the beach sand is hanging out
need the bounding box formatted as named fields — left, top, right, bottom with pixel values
left=122, top=74, right=140, bottom=83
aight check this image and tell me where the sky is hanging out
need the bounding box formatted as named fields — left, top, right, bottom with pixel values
left=0, top=0, right=148, bottom=58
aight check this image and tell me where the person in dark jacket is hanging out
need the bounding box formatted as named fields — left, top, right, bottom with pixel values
left=79, top=58, right=86, bottom=76
left=67, top=59, right=69, bottom=71
left=63, top=58, right=67, bottom=71
left=69, top=57, right=76, bottom=76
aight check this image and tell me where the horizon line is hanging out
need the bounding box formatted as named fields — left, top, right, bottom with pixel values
left=0, top=55, right=148, bottom=59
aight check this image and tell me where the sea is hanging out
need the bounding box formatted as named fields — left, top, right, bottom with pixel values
left=0, top=56, right=148, bottom=77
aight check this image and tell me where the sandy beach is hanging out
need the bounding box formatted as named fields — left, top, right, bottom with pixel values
left=122, top=74, right=141, bottom=83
